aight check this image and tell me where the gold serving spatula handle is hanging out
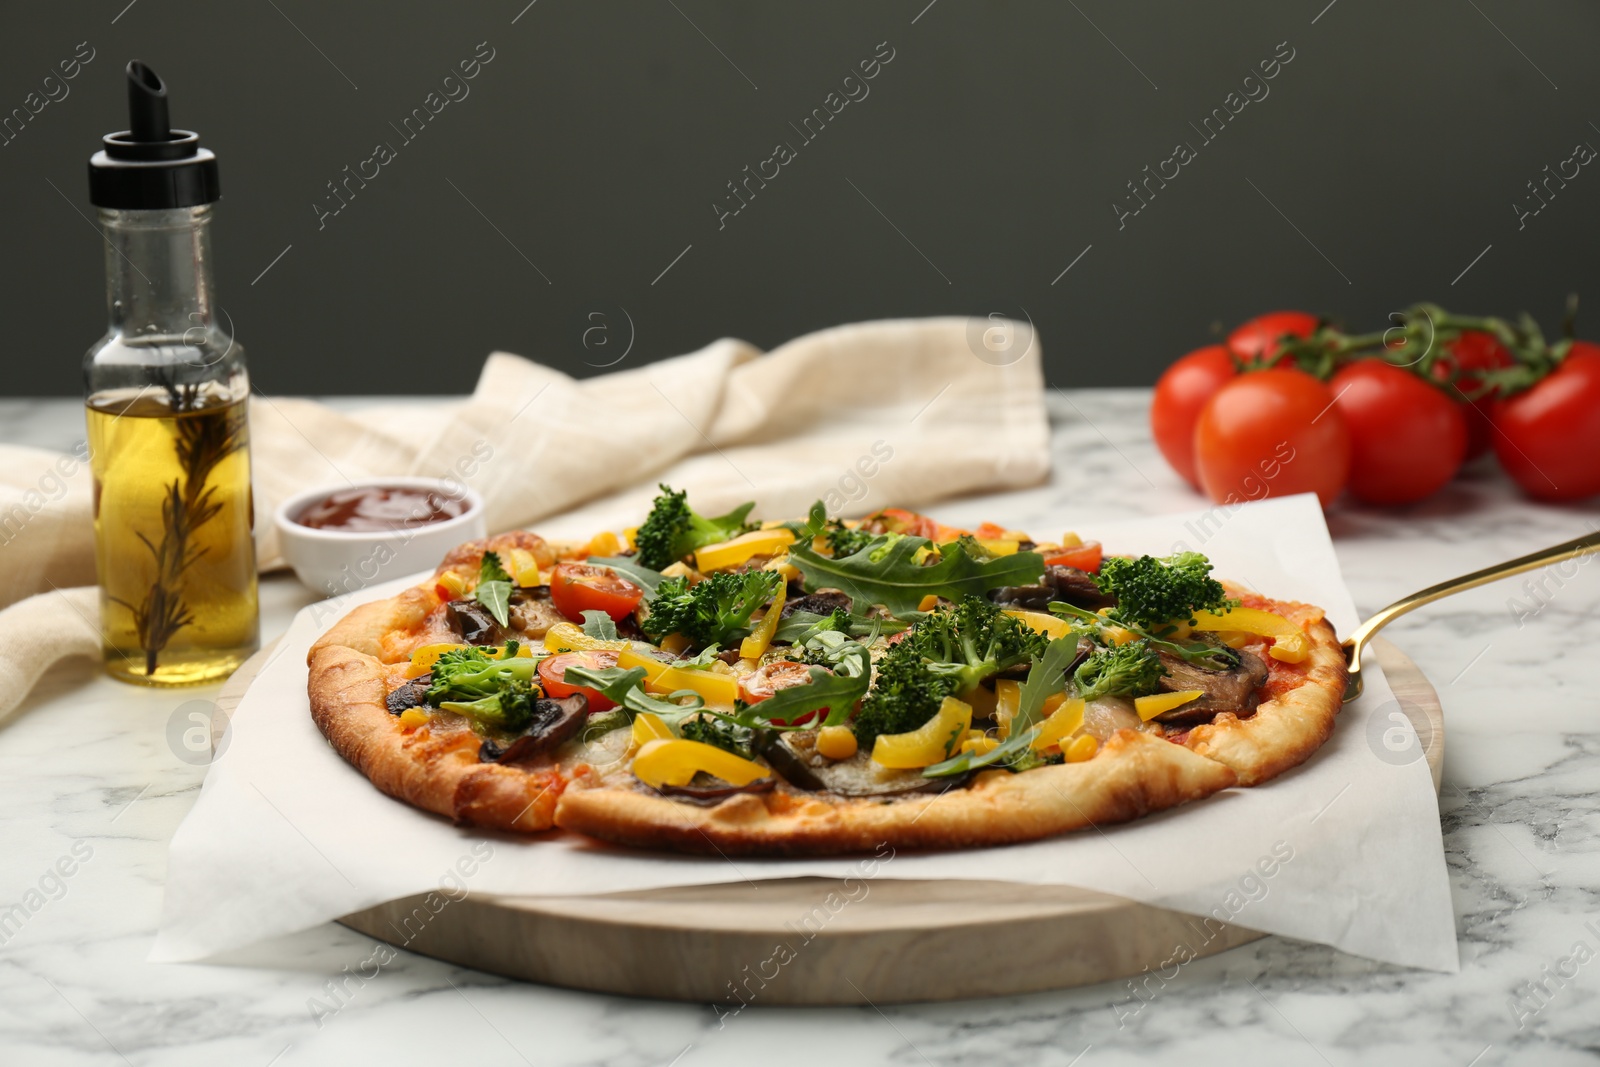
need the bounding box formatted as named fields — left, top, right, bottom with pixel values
left=1343, top=528, right=1600, bottom=700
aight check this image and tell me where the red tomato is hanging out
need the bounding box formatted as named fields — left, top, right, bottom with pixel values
left=1490, top=342, right=1600, bottom=501
left=1431, top=330, right=1515, bottom=461
left=1151, top=345, right=1238, bottom=487
left=1330, top=360, right=1467, bottom=505
left=1227, top=311, right=1320, bottom=364
left=973, top=522, right=1009, bottom=539
left=1043, top=541, right=1103, bottom=572
left=1194, top=368, right=1351, bottom=508
left=538, top=650, right=620, bottom=711
left=865, top=507, right=939, bottom=539
left=740, top=661, right=827, bottom=725
left=548, top=563, right=644, bottom=622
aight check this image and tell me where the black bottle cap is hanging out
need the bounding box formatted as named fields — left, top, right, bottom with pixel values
left=88, top=61, right=220, bottom=210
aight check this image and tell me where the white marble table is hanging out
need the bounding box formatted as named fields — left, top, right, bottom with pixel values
left=2, top=392, right=1597, bottom=1067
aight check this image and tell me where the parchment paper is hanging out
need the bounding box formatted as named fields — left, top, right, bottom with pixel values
left=153, top=494, right=1457, bottom=971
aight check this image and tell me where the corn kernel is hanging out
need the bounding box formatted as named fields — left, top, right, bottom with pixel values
left=1065, top=734, right=1099, bottom=762
left=816, top=725, right=858, bottom=760
left=398, top=708, right=431, bottom=731
left=917, top=594, right=942, bottom=612
left=1060, top=531, right=1083, bottom=548
left=435, top=571, right=467, bottom=598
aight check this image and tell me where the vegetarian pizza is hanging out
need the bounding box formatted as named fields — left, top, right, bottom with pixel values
left=307, top=487, right=1347, bottom=855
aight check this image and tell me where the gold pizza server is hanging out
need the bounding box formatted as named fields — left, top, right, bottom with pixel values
left=1342, top=528, right=1600, bottom=699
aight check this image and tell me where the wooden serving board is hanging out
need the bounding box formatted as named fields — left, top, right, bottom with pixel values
left=218, top=637, right=1443, bottom=1004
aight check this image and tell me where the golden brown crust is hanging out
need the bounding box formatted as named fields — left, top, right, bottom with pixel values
left=1180, top=599, right=1347, bottom=787
left=552, top=730, right=1237, bottom=856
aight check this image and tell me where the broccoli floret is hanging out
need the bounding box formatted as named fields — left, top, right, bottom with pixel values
left=633, top=484, right=757, bottom=571
left=425, top=641, right=540, bottom=732
left=1094, top=551, right=1235, bottom=629
left=852, top=640, right=958, bottom=747
left=1072, top=640, right=1164, bottom=701
left=682, top=716, right=755, bottom=759
left=822, top=521, right=876, bottom=558
left=851, top=597, right=1046, bottom=746
left=907, top=595, right=1049, bottom=693
left=641, top=569, right=783, bottom=648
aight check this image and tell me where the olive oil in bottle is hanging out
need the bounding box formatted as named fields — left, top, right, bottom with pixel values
left=84, top=62, right=258, bottom=685
left=87, top=391, right=258, bottom=684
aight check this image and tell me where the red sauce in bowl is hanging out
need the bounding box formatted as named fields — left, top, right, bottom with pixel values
left=293, top=486, right=467, bottom=533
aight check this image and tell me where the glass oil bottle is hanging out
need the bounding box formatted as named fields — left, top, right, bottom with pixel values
left=84, top=62, right=258, bottom=685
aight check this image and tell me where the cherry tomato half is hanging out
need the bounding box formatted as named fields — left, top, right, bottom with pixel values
left=538, top=649, right=620, bottom=711
left=548, top=563, right=644, bottom=622
left=1043, top=540, right=1103, bottom=572
left=1151, top=345, right=1238, bottom=488
left=865, top=507, right=939, bottom=539
left=1330, top=360, right=1467, bottom=505
left=1227, top=310, right=1320, bottom=365
left=740, top=660, right=827, bottom=725
left=1490, top=342, right=1600, bottom=501
left=1431, top=330, right=1515, bottom=461
left=1194, top=367, right=1351, bottom=508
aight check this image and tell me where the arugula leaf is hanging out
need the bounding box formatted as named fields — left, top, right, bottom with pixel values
left=474, top=551, right=513, bottom=628
left=922, top=636, right=1080, bottom=777
left=579, top=610, right=620, bottom=641
left=777, top=499, right=830, bottom=540
left=772, top=609, right=907, bottom=644
left=561, top=664, right=705, bottom=722
left=672, top=644, right=724, bottom=670
left=586, top=555, right=665, bottom=596
left=787, top=533, right=1045, bottom=618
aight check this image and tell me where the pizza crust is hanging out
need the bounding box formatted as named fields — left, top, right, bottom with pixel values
left=553, top=729, right=1237, bottom=856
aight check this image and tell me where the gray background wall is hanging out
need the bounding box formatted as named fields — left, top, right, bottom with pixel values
left=3, top=0, right=1596, bottom=397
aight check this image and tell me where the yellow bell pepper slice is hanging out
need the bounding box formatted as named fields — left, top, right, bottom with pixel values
left=434, top=570, right=467, bottom=598
left=694, top=528, right=796, bottom=572
left=961, top=734, right=1000, bottom=756
left=1060, top=531, right=1083, bottom=548
left=543, top=622, right=629, bottom=655
left=582, top=530, right=622, bottom=559
left=976, top=538, right=1020, bottom=556
left=994, top=679, right=1020, bottom=739
left=1190, top=607, right=1309, bottom=663
left=871, top=696, right=972, bottom=768
left=1134, top=689, right=1205, bottom=721
left=631, top=738, right=769, bottom=789
left=764, top=558, right=801, bottom=583
left=505, top=547, right=541, bottom=587
left=1032, top=696, right=1086, bottom=751
left=739, top=584, right=786, bottom=660
left=398, top=707, right=432, bottom=730
left=616, top=649, right=740, bottom=707
left=631, top=711, right=674, bottom=746
left=1003, top=609, right=1076, bottom=640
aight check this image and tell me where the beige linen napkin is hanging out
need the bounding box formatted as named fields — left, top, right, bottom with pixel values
left=0, top=317, right=1046, bottom=721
